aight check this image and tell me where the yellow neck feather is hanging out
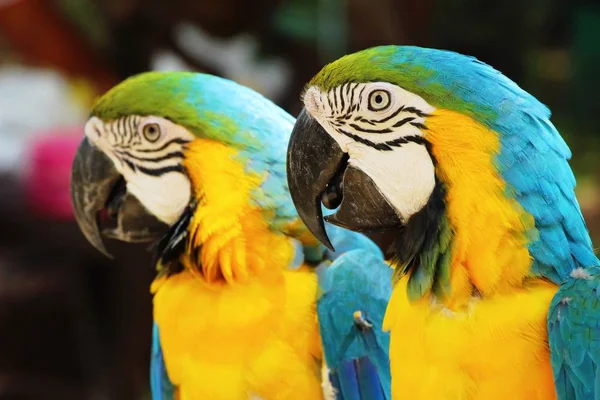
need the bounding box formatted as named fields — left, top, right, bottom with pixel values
left=181, top=139, right=293, bottom=286
left=425, top=109, right=536, bottom=308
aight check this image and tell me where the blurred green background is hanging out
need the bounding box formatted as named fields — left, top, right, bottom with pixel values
left=0, top=0, right=598, bottom=398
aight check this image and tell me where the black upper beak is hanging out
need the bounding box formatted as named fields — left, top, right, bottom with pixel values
left=70, top=137, right=169, bottom=258
left=287, top=109, right=344, bottom=250
left=286, top=108, right=401, bottom=251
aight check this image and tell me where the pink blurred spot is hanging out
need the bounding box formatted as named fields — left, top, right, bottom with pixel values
left=24, top=127, right=84, bottom=220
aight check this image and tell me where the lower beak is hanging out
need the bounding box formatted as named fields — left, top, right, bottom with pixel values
left=70, top=137, right=169, bottom=257
left=286, top=108, right=401, bottom=251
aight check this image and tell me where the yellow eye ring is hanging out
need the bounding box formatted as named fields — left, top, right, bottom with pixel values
left=142, top=123, right=161, bottom=142
left=368, top=89, right=391, bottom=111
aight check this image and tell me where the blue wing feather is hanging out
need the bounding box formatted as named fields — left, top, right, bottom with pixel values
left=334, top=361, right=362, bottom=400
left=482, top=64, right=600, bottom=399
left=355, top=357, right=387, bottom=399
left=323, top=223, right=384, bottom=260
left=331, top=357, right=386, bottom=400
left=151, top=322, right=176, bottom=400
left=548, top=267, right=600, bottom=400
left=495, top=99, right=598, bottom=283
left=491, top=73, right=600, bottom=399
left=316, top=233, right=393, bottom=400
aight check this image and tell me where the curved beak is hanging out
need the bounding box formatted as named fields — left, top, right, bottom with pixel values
left=70, top=137, right=169, bottom=258
left=286, top=109, right=401, bottom=251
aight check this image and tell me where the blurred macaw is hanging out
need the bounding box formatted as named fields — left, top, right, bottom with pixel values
left=69, top=72, right=393, bottom=400
left=285, top=45, right=600, bottom=400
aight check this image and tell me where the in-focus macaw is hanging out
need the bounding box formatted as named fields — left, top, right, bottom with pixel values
left=285, top=45, right=600, bottom=400
left=69, top=71, right=393, bottom=400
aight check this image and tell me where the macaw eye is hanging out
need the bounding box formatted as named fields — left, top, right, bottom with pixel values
left=368, top=89, right=391, bottom=112
left=142, top=123, right=161, bottom=142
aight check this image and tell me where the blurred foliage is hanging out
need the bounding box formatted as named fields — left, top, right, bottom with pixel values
left=274, top=0, right=349, bottom=60
left=572, top=5, right=600, bottom=130
left=57, top=0, right=108, bottom=48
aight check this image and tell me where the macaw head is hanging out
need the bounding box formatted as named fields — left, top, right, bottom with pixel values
left=71, top=72, right=303, bottom=280
left=287, top=45, right=597, bottom=298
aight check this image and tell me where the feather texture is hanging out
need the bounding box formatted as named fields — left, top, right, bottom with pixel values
left=548, top=267, right=600, bottom=400
left=310, top=45, right=598, bottom=284
left=91, top=72, right=392, bottom=399
left=317, top=245, right=392, bottom=400
left=151, top=322, right=176, bottom=400
left=307, top=46, right=600, bottom=399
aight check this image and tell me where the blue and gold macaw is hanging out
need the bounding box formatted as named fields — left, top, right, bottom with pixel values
left=286, top=45, right=600, bottom=400
left=69, top=72, right=392, bottom=400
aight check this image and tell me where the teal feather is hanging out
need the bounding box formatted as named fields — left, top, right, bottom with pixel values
left=548, top=267, right=600, bottom=400
left=322, top=223, right=383, bottom=260
left=151, top=322, right=175, bottom=400
left=317, top=239, right=392, bottom=400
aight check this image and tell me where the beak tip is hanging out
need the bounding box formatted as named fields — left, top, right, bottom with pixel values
left=324, top=241, right=336, bottom=252
left=287, top=108, right=346, bottom=254
left=84, top=231, right=113, bottom=259
left=99, top=247, right=114, bottom=259
left=309, top=217, right=336, bottom=252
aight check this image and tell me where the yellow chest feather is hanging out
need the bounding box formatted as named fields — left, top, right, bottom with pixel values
left=152, top=267, right=323, bottom=400
left=383, top=110, right=561, bottom=399
left=151, top=139, right=327, bottom=399
left=384, top=276, right=558, bottom=400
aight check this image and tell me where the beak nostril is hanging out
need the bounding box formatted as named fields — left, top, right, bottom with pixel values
left=322, top=154, right=348, bottom=210
left=105, top=177, right=127, bottom=219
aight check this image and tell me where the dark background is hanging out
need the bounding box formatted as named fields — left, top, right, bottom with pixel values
left=0, top=0, right=598, bottom=398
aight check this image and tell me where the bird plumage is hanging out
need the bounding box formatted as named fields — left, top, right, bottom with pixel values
left=317, top=245, right=393, bottom=400
left=87, top=72, right=392, bottom=400
left=288, top=45, right=600, bottom=399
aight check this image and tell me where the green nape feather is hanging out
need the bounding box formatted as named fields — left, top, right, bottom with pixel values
left=91, top=71, right=294, bottom=152
left=91, top=72, right=207, bottom=126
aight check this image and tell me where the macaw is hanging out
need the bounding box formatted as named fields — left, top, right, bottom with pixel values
left=69, top=71, right=393, bottom=400
left=285, top=45, right=600, bottom=400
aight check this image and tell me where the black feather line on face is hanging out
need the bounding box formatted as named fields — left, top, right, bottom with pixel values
left=338, top=129, right=393, bottom=151
left=152, top=198, right=198, bottom=276
left=137, top=164, right=185, bottom=176
left=115, top=149, right=184, bottom=163
left=390, top=177, right=446, bottom=276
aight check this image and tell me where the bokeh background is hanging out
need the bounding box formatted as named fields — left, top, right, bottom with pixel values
left=0, top=0, right=598, bottom=398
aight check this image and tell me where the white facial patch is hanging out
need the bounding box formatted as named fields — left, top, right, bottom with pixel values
left=303, top=82, right=437, bottom=221
left=84, top=115, right=196, bottom=225
left=348, top=142, right=435, bottom=222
